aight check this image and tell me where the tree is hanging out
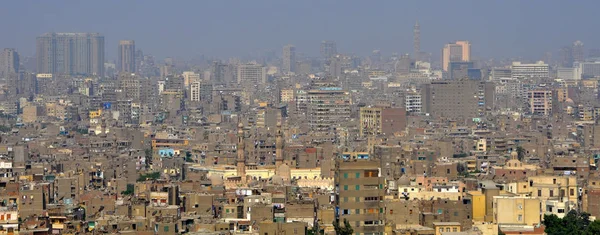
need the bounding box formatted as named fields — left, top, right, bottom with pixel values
left=543, top=210, right=599, bottom=235
left=333, top=219, right=353, bottom=235
left=516, top=146, right=526, bottom=161
left=121, top=184, right=135, bottom=195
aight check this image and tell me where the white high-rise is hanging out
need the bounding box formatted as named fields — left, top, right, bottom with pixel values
left=510, top=61, right=549, bottom=79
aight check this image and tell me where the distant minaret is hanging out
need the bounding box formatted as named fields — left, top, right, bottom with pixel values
left=236, top=122, right=246, bottom=181
left=275, top=122, right=284, bottom=171
left=413, top=20, right=420, bottom=61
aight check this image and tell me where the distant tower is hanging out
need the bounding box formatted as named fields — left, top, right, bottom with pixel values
left=236, top=122, right=246, bottom=181
left=414, top=21, right=420, bottom=61
left=573, top=40, right=585, bottom=63
left=118, top=40, right=136, bottom=73
left=275, top=122, right=284, bottom=170
left=282, top=44, right=296, bottom=74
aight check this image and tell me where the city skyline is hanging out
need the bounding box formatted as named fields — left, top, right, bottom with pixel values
left=0, top=1, right=598, bottom=60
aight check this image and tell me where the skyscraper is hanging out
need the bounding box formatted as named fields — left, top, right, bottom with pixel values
left=118, top=40, right=136, bottom=73
left=0, top=48, right=19, bottom=77
left=320, top=40, right=337, bottom=59
left=414, top=21, right=420, bottom=61
left=442, top=41, right=471, bottom=71
left=282, top=44, right=296, bottom=74
left=573, top=40, right=585, bottom=63
left=36, top=33, right=105, bottom=77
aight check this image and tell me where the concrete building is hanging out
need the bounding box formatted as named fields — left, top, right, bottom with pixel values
left=307, top=87, right=351, bottom=132
left=447, top=61, right=474, bottom=80
left=182, top=71, right=200, bottom=87
left=527, top=90, right=552, bottom=116
left=557, top=67, right=579, bottom=80
left=36, top=33, right=105, bottom=77
left=237, top=63, right=267, bottom=84
left=320, top=40, right=337, bottom=59
left=335, top=158, right=385, bottom=235
left=510, top=61, right=549, bottom=80
left=493, top=196, right=541, bottom=226
left=421, top=80, right=495, bottom=120
left=491, top=68, right=512, bottom=80
left=283, top=44, right=296, bottom=74
left=405, top=92, right=422, bottom=114
left=576, top=61, right=600, bottom=79
left=0, top=48, right=19, bottom=77
left=190, top=82, right=201, bottom=102
left=280, top=89, right=294, bottom=103
left=359, top=106, right=407, bottom=137
left=442, top=41, right=471, bottom=71
left=118, top=40, right=135, bottom=73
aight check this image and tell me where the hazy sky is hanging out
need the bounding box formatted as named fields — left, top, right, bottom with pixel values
left=2, top=1, right=598, bottom=60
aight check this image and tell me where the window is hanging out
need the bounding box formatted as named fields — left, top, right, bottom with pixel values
left=553, top=179, right=557, bottom=184
left=226, top=209, right=230, bottom=213
left=453, top=228, right=458, bottom=232
left=342, top=209, right=350, bottom=215
left=164, top=226, right=169, bottom=232
left=356, top=185, right=360, bottom=190
left=390, top=210, right=393, bottom=214
left=518, top=214, right=523, bottom=221
left=356, top=209, right=360, bottom=214
left=454, top=212, right=458, bottom=216
left=344, top=185, right=348, bottom=190
left=344, top=173, right=348, bottom=179
left=550, top=190, right=554, bottom=197
left=380, top=184, right=383, bottom=189
left=538, top=190, right=542, bottom=197
left=437, top=209, right=443, bottom=214
left=356, top=197, right=360, bottom=202
left=558, top=209, right=565, bottom=213
left=380, top=208, right=384, bottom=213
left=365, top=197, right=378, bottom=201
left=570, top=188, right=575, bottom=196
left=344, top=197, right=348, bottom=202
left=446, top=228, right=451, bottom=232
left=356, top=173, right=360, bottom=178
left=439, top=228, right=444, bottom=233
left=364, top=170, right=378, bottom=177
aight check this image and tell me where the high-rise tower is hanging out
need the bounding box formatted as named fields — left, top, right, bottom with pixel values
left=282, top=44, right=296, bottom=74
left=414, top=21, right=420, bottom=61
left=236, top=122, right=246, bottom=181
left=118, top=40, right=136, bottom=73
left=36, top=33, right=104, bottom=77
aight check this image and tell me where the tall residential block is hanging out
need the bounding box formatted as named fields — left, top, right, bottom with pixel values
left=282, top=44, right=296, bottom=74
left=118, top=40, right=136, bottom=73
left=335, top=157, right=385, bottom=234
left=36, top=33, right=105, bottom=77
left=528, top=90, right=552, bottom=116
left=307, top=87, right=351, bottom=131
left=442, top=40, right=471, bottom=71
left=421, top=80, right=495, bottom=120
left=0, top=48, right=19, bottom=77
